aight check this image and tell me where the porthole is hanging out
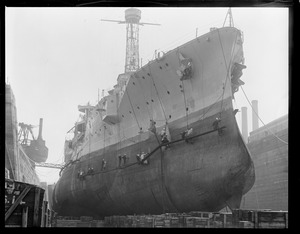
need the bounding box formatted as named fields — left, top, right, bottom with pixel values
left=151, top=99, right=154, bottom=102
left=146, top=102, right=149, bottom=105
left=122, top=114, right=124, bottom=118
left=167, top=91, right=170, bottom=94
left=142, top=76, right=145, bottom=79
left=147, top=73, right=150, bottom=76
left=169, top=115, right=172, bottom=119
left=166, top=63, right=169, bottom=66
left=159, top=66, right=162, bottom=69
left=137, top=106, right=140, bottom=109
left=186, top=107, right=189, bottom=111
left=129, top=111, right=132, bottom=114
left=133, top=82, right=135, bottom=85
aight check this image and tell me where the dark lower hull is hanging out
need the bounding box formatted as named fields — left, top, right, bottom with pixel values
left=53, top=99, right=255, bottom=218
left=21, top=139, right=48, bottom=163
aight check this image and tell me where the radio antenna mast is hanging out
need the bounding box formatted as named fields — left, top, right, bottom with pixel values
left=101, top=8, right=160, bottom=73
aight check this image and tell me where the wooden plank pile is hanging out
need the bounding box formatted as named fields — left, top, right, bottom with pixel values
left=55, top=216, right=104, bottom=227
left=232, top=209, right=288, bottom=228
left=5, top=179, right=54, bottom=227
left=54, top=209, right=288, bottom=228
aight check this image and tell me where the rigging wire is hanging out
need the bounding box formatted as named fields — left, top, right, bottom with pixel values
left=103, top=125, right=106, bottom=158
left=125, top=87, right=142, bottom=131
left=88, top=118, right=92, bottom=167
left=216, top=28, right=240, bottom=119
left=175, top=49, right=190, bottom=129
left=147, top=65, right=170, bottom=213
left=148, top=62, right=168, bottom=124
left=181, top=80, right=189, bottom=129
left=197, top=92, right=224, bottom=122
left=190, top=42, right=207, bottom=121
left=117, top=102, right=123, bottom=157
left=240, top=86, right=288, bottom=145
left=135, top=74, right=153, bottom=121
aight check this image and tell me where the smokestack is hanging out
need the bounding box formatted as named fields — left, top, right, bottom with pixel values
left=241, top=107, right=248, bottom=143
left=38, top=118, right=43, bottom=140
left=252, top=100, right=259, bottom=131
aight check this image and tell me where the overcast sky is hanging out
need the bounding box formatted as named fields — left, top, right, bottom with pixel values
left=5, top=7, right=289, bottom=184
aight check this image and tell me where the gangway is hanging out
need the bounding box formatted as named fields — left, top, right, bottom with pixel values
left=35, top=162, right=64, bottom=169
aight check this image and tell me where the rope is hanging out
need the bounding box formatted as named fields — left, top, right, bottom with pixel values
left=17, top=143, right=38, bottom=167
left=103, top=125, right=106, bottom=157
left=88, top=119, right=92, bottom=167
left=240, top=86, right=288, bottom=145
left=125, top=87, right=142, bottom=131
left=70, top=126, right=226, bottom=177
left=135, top=74, right=153, bottom=121
left=216, top=28, right=239, bottom=119
left=153, top=131, right=168, bottom=213
left=190, top=43, right=206, bottom=122
left=176, top=49, right=190, bottom=129
left=148, top=63, right=168, bottom=124
left=117, top=108, right=123, bottom=157
left=181, top=80, right=189, bottom=129
left=198, top=91, right=224, bottom=122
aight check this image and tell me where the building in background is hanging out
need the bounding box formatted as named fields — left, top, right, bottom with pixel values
left=241, top=114, right=288, bottom=211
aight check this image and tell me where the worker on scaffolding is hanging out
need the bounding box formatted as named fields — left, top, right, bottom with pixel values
left=181, top=127, right=194, bottom=144
left=122, top=154, right=128, bottom=165
left=140, top=152, right=149, bottom=165
left=77, top=170, right=85, bottom=179
left=102, top=159, right=107, bottom=170
left=160, top=127, right=170, bottom=149
left=148, top=119, right=156, bottom=134
left=212, top=117, right=223, bottom=135
left=136, top=153, right=141, bottom=164
left=118, top=154, right=122, bottom=167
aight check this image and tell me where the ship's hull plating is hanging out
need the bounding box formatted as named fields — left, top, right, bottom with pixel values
left=52, top=27, right=255, bottom=217
left=53, top=99, right=254, bottom=217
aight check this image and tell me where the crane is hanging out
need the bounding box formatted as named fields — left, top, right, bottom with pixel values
left=101, top=8, right=160, bottom=73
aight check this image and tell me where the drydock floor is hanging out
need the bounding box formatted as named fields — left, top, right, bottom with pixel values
left=53, top=209, right=288, bottom=228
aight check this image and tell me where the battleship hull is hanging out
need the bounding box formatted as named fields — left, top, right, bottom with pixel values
left=21, top=139, right=48, bottom=163
left=5, top=84, right=41, bottom=185
left=52, top=27, right=255, bottom=217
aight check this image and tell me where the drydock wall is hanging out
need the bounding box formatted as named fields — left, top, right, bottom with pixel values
left=241, top=115, right=288, bottom=211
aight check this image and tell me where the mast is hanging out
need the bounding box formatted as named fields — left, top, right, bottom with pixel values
left=223, top=8, right=234, bottom=27
left=101, top=8, right=160, bottom=73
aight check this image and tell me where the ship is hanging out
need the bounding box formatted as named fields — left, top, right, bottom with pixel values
left=5, top=83, right=52, bottom=226
left=5, top=83, right=48, bottom=185
left=52, top=9, right=255, bottom=218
